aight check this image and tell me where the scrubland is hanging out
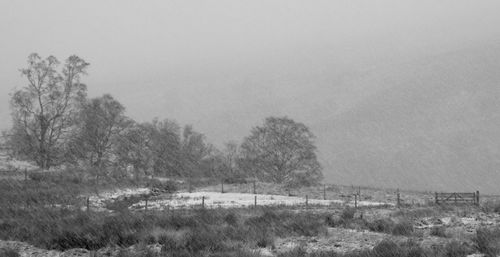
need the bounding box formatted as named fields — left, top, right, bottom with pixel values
left=1, top=168, right=500, bottom=257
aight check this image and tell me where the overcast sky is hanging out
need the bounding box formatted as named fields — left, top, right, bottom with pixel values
left=1, top=0, right=500, bottom=162
left=0, top=0, right=500, bottom=137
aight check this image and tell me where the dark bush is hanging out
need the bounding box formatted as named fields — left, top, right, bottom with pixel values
left=28, top=171, right=47, bottom=182
left=254, top=231, right=274, bottom=248
left=184, top=228, right=225, bottom=252
left=475, top=227, right=500, bottom=257
left=149, top=179, right=178, bottom=194
left=283, top=214, right=327, bottom=237
left=105, top=194, right=145, bottom=212
left=325, top=215, right=343, bottom=227
left=341, top=207, right=356, bottom=220
left=367, top=219, right=394, bottom=233
left=224, top=212, right=238, bottom=226
left=430, top=226, right=447, bottom=237
left=308, top=251, right=340, bottom=257
left=49, top=229, right=105, bottom=250
left=372, top=240, right=402, bottom=257
left=277, top=247, right=308, bottom=257
left=222, top=175, right=248, bottom=184
left=443, top=241, right=473, bottom=257
left=0, top=248, right=20, bottom=257
left=159, top=213, right=199, bottom=230
left=391, top=220, right=414, bottom=236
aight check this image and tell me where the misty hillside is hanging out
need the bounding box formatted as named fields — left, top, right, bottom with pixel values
left=317, top=44, right=500, bottom=194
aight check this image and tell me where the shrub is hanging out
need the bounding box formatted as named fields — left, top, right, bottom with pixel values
left=0, top=248, right=20, bottom=257
left=184, top=228, right=225, bottom=252
left=224, top=212, right=238, bottom=226
left=324, top=215, right=341, bottom=227
left=341, top=207, right=356, bottom=220
left=210, top=249, right=263, bottom=257
left=277, top=247, right=308, bottom=257
left=28, top=171, right=47, bottom=182
left=49, top=229, right=106, bottom=250
left=309, top=251, right=340, bottom=257
left=367, top=219, right=395, bottom=233
left=430, top=226, right=447, bottom=237
left=255, top=232, right=275, bottom=248
left=222, top=175, right=248, bottom=184
left=443, top=241, right=473, bottom=257
left=105, top=194, right=145, bottom=212
left=372, top=240, right=402, bottom=257
left=149, top=179, right=178, bottom=194
left=391, top=220, right=414, bottom=236
left=283, top=214, right=327, bottom=237
left=475, top=227, right=500, bottom=257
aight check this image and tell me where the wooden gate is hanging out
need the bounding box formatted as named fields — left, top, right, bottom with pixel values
left=434, top=191, right=479, bottom=205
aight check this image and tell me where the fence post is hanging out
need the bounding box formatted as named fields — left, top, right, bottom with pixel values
left=86, top=197, right=90, bottom=212
left=354, top=194, right=357, bottom=208
left=396, top=189, right=400, bottom=208
left=188, top=180, right=192, bottom=193
left=24, top=168, right=28, bottom=182
left=306, top=195, right=308, bottom=208
left=254, top=195, right=257, bottom=208
left=145, top=197, right=148, bottom=212
left=454, top=193, right=457, bottom=204
left=221, top=179, right=224, bottom=193
left=253, top=180, right=256, bottom=194
left=435, top=192, right=438, bottom=204
left=358, top=186, right=361, bottom=198
left=202, top=196, right=205, bottom=208
left=476, top=191, right=480, bottom=205
left=323, top=184, right=326, bottom=200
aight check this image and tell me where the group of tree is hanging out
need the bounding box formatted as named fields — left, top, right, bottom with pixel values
left=3, top=53, right=323, bottom=186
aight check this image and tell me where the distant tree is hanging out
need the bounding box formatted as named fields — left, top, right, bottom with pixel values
left=114, top=122, right=154, bottom=178
left=143, top=118, right=183, bottom=177
left=223, top=141, right=239, bottom=175
left=181, top=125, right=212, bottom=178
left=68, top=94, right=128, bottom=169
left=8, top=53, right=89, bottom=169
left=240, top=117, right=323, bottom=185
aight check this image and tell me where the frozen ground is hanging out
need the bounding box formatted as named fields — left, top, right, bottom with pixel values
left=87, top=187, right=151, bottom=211
left=129, top=191, right=393, bottom=211
left=86, top=186, right=393, bottom=211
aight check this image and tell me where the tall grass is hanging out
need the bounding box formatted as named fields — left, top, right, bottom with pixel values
left=0, top=206, right=329, bottom=255
left=279, top=239, right=474, bottom=257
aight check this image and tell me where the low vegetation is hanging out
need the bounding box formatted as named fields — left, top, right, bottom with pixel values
left=279, top=239, right=474, bottom=257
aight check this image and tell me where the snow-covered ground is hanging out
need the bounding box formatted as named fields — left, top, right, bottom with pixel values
left=129, top=191, right=393, bottom=210
left=88, top=187, right=151, bottom=211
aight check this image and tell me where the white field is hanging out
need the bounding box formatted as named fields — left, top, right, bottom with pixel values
left=88, top=187, right=151, bottom=211
left=128, top=191, right=393, bottom=210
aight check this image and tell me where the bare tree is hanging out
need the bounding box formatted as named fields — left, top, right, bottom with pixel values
left=114, top=122, right=154, bottom=178
left=9, top=53, right=88, bottom=169
left=240, top=117, right=323, bottom=185
left=69, top=94, right=128, bottom=169
left=181, top=125, right=213, bottom=179
left=143, top=118, right=183, bottom=177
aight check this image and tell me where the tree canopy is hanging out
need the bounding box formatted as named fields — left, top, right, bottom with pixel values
left=5, top=54, right=323, bottom=187
left=240, top=116, right=323, bottom=185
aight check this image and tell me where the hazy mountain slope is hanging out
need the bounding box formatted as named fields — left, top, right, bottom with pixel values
left=317, top=44, right=500, bottom=194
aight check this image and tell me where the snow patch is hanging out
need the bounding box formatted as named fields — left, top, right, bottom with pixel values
left=130, top=191, right=392, bottom=210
